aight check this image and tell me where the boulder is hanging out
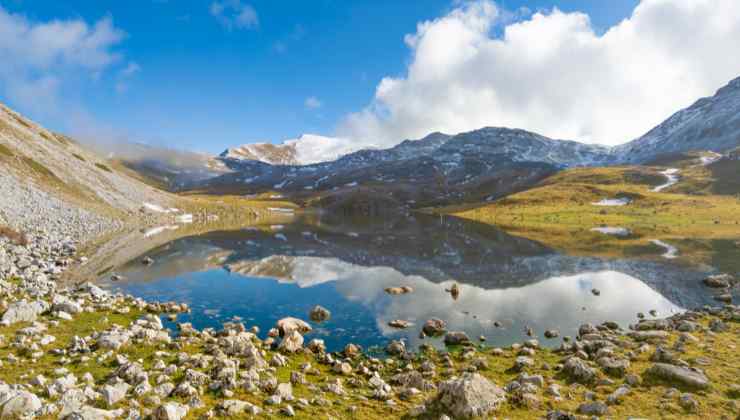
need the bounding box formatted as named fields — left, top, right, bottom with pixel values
left=563, top=357, right=597, bottom=384
left=422, top=318, right=447, bottom=336
left=444, top=331, right=470, bottom=346
left=276, top=317, right=312, bottom=336
left=434, top=373, right=505, bottom=418
left=154, top=402, right=189, bottom=420
left=278, top=330, right=304, bottom=353
left=0, top=390, right=42, bottom=418
left=2, top=299, right=50, bottom=324
left=645, top=363, right=710, bottom=389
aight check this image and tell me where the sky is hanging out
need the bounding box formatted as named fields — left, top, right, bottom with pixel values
left=1, top=0, right=740, bottom=154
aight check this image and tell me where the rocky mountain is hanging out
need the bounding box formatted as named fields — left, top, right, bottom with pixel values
left=0, top=102, right=177, bottom=242
left=220, top=134, right=365, bottom=167
left=190, top=75, right=740, bottom=207
left=616, top=76, right=740, bottom=163
left=191, top=128, right=614, bottom=208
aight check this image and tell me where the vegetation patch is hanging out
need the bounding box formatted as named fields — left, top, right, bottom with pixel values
left=0, top=142, right=13, bottom=157
left=0, top=226, right=28, bottom=245
left=72, top=153, right=86, bottom=162
left=20, top=156, right=64, bottom=185
left=95, top=162, right=113, bottom=173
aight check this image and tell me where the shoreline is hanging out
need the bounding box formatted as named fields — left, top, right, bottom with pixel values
left=0, top=230, right=738, bottom=419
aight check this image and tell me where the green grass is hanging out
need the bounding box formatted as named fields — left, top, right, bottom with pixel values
left=20, top=156, right=65, bottom=185
left=439, top=166, right=740, bottom=258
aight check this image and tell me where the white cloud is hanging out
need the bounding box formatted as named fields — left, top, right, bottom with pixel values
left=0, top=5, right=126, bottom=114
left=210, top=0, right=258, bottom=31
left=120, top=61, right=141, bottom=77
left=339, top=0, right=740, bottom=147
left=304, top=96, right=322, bottom=110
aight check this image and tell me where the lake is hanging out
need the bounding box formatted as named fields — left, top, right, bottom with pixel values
left=97, top=214, right=738, bottom=353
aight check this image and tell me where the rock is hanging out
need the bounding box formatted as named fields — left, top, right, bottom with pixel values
left=64, top=406, right=123, bottom=419
left=307, top=339, right=326, bottom=353
left=278, top=330, right=304, bottom=353
left=448, top=283, right=460, bottom=300
left=102, top=382, right=130, bottom=406
left=386, top=340, right=406, bottom=355
left=443, top=331, right=470, bottom=345
left=384, top=286, right=413, bottom=295
left=344, top=343, right=361, bottom=358
left=715, top=294, right=732, bottom=303
left=544, top=329, right=559, bottom=339
left=577, top=401, right=608, bottom=416
left=388, top=319, right=411, bottom=328
left=0, top=390, right=42, bottom=418
left=563, top=357, right=596, bottom=384
left=154, top=402, right=188, bottom=420
left=308, top=305, right=330, bottom=322
left=679, top=393, right=699, bottom=412
left=97, top=330, right=132, bottom=350
left=220, top=400, right=260, bottom=416
left=276, top=317, right=312, bottom=336
left=422, top=318, right=447, bottom=336
left=645, top=363, right=710, bottom=389
left=598, top=357, right=630, bottom=377
left=142, top=256, right=154, bottom=265
left=433, top=373, right=505, bottom=418
left=607, top=386, right=630, bottom=405
left=546, top=410, right=576, bottom=420
left=703, top=274, right=733, bottom=288
left=628, top=330, right=669, bottom=341
left=1, top=299, right=50, bottom=324
left=513, top=356, right=534, bottom=371
left=591, top=288, right=601, bottom=296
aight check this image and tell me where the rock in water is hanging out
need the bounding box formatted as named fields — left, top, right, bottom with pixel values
left=703, top=274, right=732, bottom=288
left=308, top=305, right=331, bottom=322
left=444, top=331, right=471, bottom=345
left=388, top=319, right=411, bottom=329
left=384, top=286, right=413, bottom=295
left=434, top=373, right=505, bottom=418
left=422, top=318, right=447, bottom=336
left=645, top=363, right=710, bottom=389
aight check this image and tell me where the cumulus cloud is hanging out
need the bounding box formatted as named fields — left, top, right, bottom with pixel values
left=210, top=0, right=258, bottom=31
left=0, top=5, right=126, bottom=114
left=304, top=96, right=322, bottom=110
left=339, top=0, right=740, bottom=147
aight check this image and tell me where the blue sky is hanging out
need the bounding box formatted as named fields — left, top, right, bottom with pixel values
left=0, top=0, right=648, bottom=153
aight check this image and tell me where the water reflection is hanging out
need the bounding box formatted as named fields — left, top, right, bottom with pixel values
left=100, top=214, right=732, bottom=351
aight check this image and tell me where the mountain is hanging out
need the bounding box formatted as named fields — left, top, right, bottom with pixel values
left=616, top=76, right=740, bottom=163
left=190, top=128, right=614, bottom=208
left=0, top=101, right=178, bottom=241
left=220, top=134, right=367, bottom=167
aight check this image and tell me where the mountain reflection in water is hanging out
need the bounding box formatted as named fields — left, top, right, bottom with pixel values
left=99, top=214, right=732, bottom=352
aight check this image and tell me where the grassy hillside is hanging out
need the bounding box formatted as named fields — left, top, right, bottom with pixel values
left=437, top=165, right=740, bottom=258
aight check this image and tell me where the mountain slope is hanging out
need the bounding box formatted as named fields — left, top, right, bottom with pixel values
left=0, top=102, right=178, bottom=241
left=617, top=76, right=740, bottom=163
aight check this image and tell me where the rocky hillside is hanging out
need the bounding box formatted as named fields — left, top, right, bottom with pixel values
left=616, top=76, right=740, bottom=163
left=0, top=102, right=177, bottom=242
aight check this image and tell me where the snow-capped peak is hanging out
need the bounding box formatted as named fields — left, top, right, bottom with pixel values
left=220, top=134, right=367, bottom=166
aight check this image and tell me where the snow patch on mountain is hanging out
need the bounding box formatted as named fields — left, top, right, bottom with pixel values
left=221, top=134, right=372, bottom=166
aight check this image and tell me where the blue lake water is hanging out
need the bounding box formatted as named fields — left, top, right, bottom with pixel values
left=98, top=214, right=737, bottom=353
